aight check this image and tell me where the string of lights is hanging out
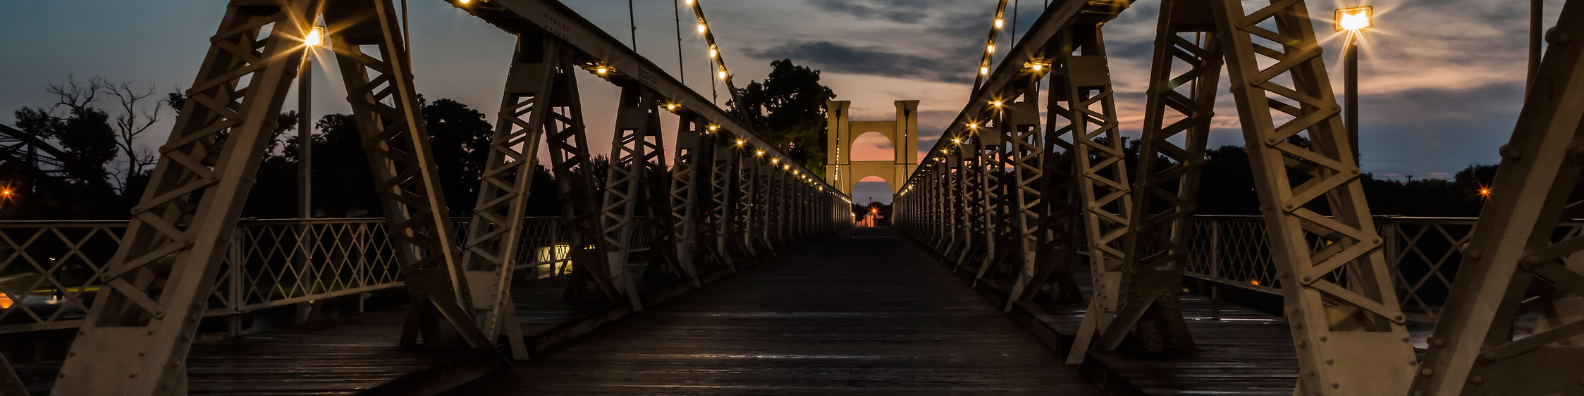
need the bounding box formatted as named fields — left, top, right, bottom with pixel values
left=971, top=0, right=1011, bottom=93
left=685, top=0, right=756, bottom=130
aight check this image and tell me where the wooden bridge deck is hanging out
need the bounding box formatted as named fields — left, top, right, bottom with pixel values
left=14, top=227, right=1304, bottom=395
left=12, top=242, right=747, bottom=395
left=937, top=242, right=1302, bottom=395
left=445, top=227, right=1102, bottom=395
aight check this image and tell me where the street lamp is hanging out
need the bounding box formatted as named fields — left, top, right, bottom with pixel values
left=1336, top=6, right=1371, bottom=166
left=297, top=23, right=328, bottom=221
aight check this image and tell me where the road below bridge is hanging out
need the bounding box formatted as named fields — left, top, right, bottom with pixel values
left=447, top=227, right=1101, bottom=395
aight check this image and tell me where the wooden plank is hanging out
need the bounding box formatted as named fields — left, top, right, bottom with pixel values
left=443, top=228, right=1104, bottom=395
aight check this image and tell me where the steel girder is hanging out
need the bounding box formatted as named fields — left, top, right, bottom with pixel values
left=666, top=116, right=708, bottom=287
left=459, top=35, right=569, bottom=360
left=710, top=134, right=742, bottom=271
left=596, top=84, right=661, bottom=312
left=1061, top=22, right=1136, bottom=364
left=971, top=127, right=1006, bottom=285
left=1003, top=80, right=1051, bottom=312
left=324, top=0, right=494, bottom=350
left=635, top=102, right=687, bottom=284
left=55, top=1, right=493, bottom=394
left=1411, top=1, right=1584, bottom=394
left=1094, top=0, right=1225, bottom=354
left=1207, top=0, right=1414, bottom=393
left=732, top=143, right=762, bottom=260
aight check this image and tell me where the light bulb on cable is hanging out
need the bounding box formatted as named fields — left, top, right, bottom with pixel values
left=980, top=67, right=989, bottom=75
left=709, top=48, right=717, bottom=58
left=697, top=24, right=707, bottom=33
left=994, top=18, right=1003, bottom=28
left=986, top=44, right=995, bottom=53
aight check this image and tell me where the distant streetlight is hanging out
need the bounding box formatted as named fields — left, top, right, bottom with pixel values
left=1336, top=6, right=1372, bottom=166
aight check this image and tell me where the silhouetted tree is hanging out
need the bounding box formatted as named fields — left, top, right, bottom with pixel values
left=730, top=59, right=836, bottom=179
left=423, top=98, right=493, bottom=216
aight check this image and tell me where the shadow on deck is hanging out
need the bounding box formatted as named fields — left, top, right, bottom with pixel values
left=927, top=237, right=1303, bottom=396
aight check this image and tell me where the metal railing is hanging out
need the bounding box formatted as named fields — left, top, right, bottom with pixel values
left=1182, top=215, right=1546, bottom=324
left=0, top=217, right=576, bottom=335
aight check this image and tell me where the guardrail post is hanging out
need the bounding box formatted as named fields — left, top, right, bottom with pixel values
left=229, top=228, right=244, bottom=337
left=1208, top=220, right=1221, bottom=301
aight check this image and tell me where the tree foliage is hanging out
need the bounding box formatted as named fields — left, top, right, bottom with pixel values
left=730, top=59, right=836, bottom=179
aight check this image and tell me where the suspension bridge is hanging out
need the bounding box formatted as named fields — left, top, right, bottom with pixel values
left=0, top=0, right=1581, bottom=395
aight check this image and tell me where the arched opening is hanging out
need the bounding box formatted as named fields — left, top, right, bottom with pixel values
left=849, top=132, right=895, bottom=162
left=853, top=175, right=893, bottom=205
left=853, top=175, right=892, bottom=227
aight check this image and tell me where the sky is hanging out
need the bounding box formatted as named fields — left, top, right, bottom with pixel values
left=0, top=0, right=1566, bottom=205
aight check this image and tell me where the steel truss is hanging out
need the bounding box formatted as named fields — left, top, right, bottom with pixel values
left=460, top=35, right=571, bottom=360
left=1059, top=20, right=1137, bottom=363
left=597, top=83, right=662, bottom=312
left=667, top=116, right=710, bottom=286
left=899, top=0, right=1415, bottom=393
left=1097, top=0, right=1224, bottom=354
left=1411, top=1, right=1584, bottom=394
left=55, top=0, right=493, bottom=393
left=54, top=0, right=851, bottom=392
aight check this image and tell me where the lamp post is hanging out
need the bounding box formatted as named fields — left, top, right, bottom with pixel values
left=301, top=25, right=325, bottom=219
left=1336, top=7, right=1371, bottom=166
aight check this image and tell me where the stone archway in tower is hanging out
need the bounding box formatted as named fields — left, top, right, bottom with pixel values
left=824, top=100, right=919, bottom=195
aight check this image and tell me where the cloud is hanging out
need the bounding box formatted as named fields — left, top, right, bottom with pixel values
left=805, top=0, right=967, bottom=24
left=746, top=41, right=977, bottom=84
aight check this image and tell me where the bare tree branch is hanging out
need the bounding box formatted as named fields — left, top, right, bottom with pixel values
left=101, top=79, right=163, bottom=194
left=44, top=75, right=107, bottom=115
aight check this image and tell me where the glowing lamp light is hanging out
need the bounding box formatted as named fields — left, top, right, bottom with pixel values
left=708, top=125, right=719, bottom=131
left=596, top=67, right=608, bottom=75
left=968, top=123, right=978, bottom=129
left=991, top=100, right=1002, bottom=107
left=666, top=103, right=677, bottom=111
left=736, top=139, right=745, bottom=146
left=986, top=44, right=995, bottom=53
left=0, top=189, right=11, bottom=197
left=756, top=150, right=765, bottom=156
left=980, top=67, right=989, bottom=75
left=771, top=158, right=779, bottom=164
left=304, top=26, right=327, bottom=48
left=697, top=23, right=707, bottom=33
left=1480, top=188, right=1491, bottom=197
left=686, top=0, right=693, bottom=4
left=1032, top=64, right=1043, bottom=71
left=718, top=70, right=728, bottom=80
left=459, top=0, right=471, bottom=3
left=952, top=138, right=961, bottom=144
left=1334, top=6, right=1372, bottom=31
left=994, top=18, right=1004, bottom=28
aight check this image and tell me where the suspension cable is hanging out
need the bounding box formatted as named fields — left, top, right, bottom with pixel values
left=674, top=0, right=685, bottom=85
left=628, top=0, right=638, bottom=50
left=1012, top=0, right=1019, bottom=43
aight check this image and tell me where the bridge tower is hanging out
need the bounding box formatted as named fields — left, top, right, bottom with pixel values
left=825, top=100, right=919, bottom=195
